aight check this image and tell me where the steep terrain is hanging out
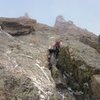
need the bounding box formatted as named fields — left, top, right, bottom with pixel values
left=54, top=15, right=100, bottom=70
left=54, top=16, right=100, bottom=100
left=0, top=16, right=100, bottom=100
left=0, top=17, right=75, bottom=100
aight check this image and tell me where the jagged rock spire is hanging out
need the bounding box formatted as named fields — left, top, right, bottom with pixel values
left=56, top=15, right=67, bottom=23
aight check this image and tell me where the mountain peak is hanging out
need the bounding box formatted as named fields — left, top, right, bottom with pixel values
left=56, top=15, right=66, bottom=23
left=55, top=15, right=74, bottom=24
left=54, top=15, right=96, bottom=40
left=54, top=15, right=74, bottom=34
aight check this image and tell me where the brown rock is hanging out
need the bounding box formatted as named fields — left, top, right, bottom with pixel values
left=0, top=17, right=36, bottom=36
left=54, top=15, right=97, bottom=43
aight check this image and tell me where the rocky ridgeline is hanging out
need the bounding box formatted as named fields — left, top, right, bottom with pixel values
left=0, top=16, right=100, bottom=100
left=54, top=16, right=97, bottom=44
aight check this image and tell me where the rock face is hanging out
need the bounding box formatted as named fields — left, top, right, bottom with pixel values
left=0, top=17, right=36, bottom=36
left=0, top=16, right=100, bottom=100
left=54, top=15, right=97, bottom=43
left=54, top=15, right=74, bottom=34
left=0, top=29, right=75, bottom=100
left=62, top=39, right=100, bottom=69
left=54, top=15, right=100, bottom=100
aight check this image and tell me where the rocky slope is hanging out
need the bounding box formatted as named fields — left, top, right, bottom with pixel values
left=54, top=16, right=100, bottom=100
left=54, top=15, right=97, bottom=43
left=0, top=17, right=75, bottom=99
left=54, top=16, right=100, bottom=70
left=0, top=16, right=100, bottom=100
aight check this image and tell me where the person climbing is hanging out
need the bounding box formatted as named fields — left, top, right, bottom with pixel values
left=48, top=44, right=55, bottom=70
left=54, top=39, right=62, bottom=59
left=48, top=39, right=62, bottom=70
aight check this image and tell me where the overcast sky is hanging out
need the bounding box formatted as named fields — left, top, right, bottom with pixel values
left=0, top=0, right=100, bottom=35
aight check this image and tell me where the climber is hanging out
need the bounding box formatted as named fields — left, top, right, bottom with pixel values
left=48, top=39, right=62, bottom=70
left=48, top=45, right=55, bottom=61
left=48, top=45, right=56, bottom=70
left=54, top=39, right=62, bottom=59
left=48, top=39, right=62, bottom=60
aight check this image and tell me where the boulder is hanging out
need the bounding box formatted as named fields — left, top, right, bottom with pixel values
left=0, top=17, right=36, bottom=36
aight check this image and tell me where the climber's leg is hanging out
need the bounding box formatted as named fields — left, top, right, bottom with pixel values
left=55, top=48, right=59, bottom=59
left=48, top=62, right=52, bottom=70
